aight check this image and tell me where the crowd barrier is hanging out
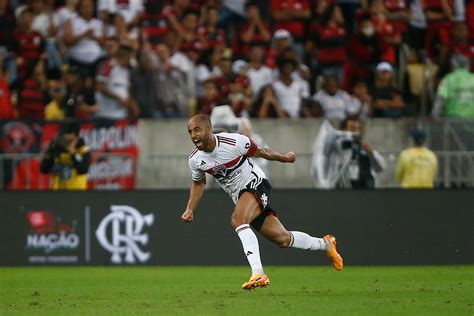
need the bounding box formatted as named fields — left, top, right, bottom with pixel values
left=1, top=190, right=472, bottom=266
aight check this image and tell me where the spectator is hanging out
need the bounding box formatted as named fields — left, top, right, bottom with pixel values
left=13, top=8, right=44, bottom=82
left=0, top=0, right=16, bottom=54
left=369, top=0, right=401, bottom=64
left=313, top=75, right=359, bottom=121
left=197, top=5, right=225, bottom=52
left=213, top=50, right=253, bottom=116
left=0, top=50, right=15, bottom=119
left=406, top=0, right=427, bottom=58
left=238, top=1, right=271, bottom=57
left=140, top=42, right=188, bottom=118
left=266, top=29, right=292, bottom=69
left=44, top=78, right=66, bottom=120
left=53, top=0, right=78, bottom=38
left=217, top=0, right=246, bottom=36
left=344, top=13, right=381, bottom=90
left=40, top=121, right=91, bottom=190
left=245, top=45, right=273, bottom=98
left=64, top=0, right=105, bottom=83
left=63, top=66, right=99, bottom=120
left=17, top=59, right=48, bottom=120
left=350, top=80, right=372, bottom=120
left=432, top=54, right=474, bottom=118
left=196, top=78, right=222, bottom=115
left=423, top=0, right=454, bottom=60
left=371, top=62, right=405, bottom=118
left=383, top=0, right=410, bottom=35
left=98, top=0, right=144, bottom=40
left=308, top=4, right=347, bottom=81
left=249, top=84, right=288, bottom=118
left=95, top=44, right=139, bottom=120
left=272, top=58, right=310, bottom=118
left=176, top=9, right=200, bottom=53
left=440, top=22, right=474, bottom=73
left=271, top=0, right=311, bottom=59
left=395, top=128, right=438, bottom=188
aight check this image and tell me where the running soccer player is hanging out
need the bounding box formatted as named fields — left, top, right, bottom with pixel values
left=181, top=114, right=343, bottom=290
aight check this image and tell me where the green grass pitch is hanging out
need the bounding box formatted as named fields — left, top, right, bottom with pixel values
left=1, top=266, right=473, bottom=315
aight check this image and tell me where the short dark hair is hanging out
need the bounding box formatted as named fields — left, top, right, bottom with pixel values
left=340, top=117, right=359, bottom=130
left=60, top=121, right=81, bottom=136
left=410, top=128, right=426, bottom=145
left=192, top=114, right=212, bottom=128
left=245, top=0, right=258, bottom=9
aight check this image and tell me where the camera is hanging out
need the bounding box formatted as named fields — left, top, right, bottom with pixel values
left=46, top=136, right=69, bottom=156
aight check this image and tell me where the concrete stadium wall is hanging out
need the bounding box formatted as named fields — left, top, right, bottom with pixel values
left=137, top=118, right=416, bottom=188
left=1, top=190, right=472, bottom=266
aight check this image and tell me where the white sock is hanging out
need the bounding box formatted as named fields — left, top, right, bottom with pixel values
left=236, top=224, right=264, bottom=275
left=289, top=231, right=327, bottom=251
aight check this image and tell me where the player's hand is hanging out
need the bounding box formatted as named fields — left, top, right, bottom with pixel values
left=181, top=209, right=194, bottom=223
left=282, top=151, right=296, bottom=163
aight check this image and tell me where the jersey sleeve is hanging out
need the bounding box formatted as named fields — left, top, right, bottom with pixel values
left=235, top=134, right=258, bottom=157
left=188, top=158, right=205, bottom=181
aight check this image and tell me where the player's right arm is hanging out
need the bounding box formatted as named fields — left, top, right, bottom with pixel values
left=181, top=178, right=206, bottom=223
left=182, top=157, right=206, bottom=223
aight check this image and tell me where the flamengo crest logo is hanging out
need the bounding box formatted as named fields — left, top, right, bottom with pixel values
left=96, top=205, right=154, bottom=264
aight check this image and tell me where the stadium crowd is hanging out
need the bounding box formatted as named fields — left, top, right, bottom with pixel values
left=0, top=0, right=473, bottom=122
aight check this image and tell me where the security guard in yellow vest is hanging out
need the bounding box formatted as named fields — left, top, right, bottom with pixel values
left=40, top=121, right=91, bottom=190
left=395, top=129, right=438, bottom=188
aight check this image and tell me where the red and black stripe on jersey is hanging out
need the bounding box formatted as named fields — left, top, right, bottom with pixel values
left=217, top=135, right=236, bottom=146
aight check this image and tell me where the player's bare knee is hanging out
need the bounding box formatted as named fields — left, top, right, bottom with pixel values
left=230, top=213, right=246, bottom=229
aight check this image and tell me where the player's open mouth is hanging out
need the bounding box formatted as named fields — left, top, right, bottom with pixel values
left=193, top=139, right=202, bottom=147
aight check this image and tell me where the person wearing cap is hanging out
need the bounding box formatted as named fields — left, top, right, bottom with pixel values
left=266, top=29, right=292, bottom=69
left=395, top=128, right=438, bottom=188
left=372, top=61, right=405, bottom=118
left=40, top=121, right=91, bottom=190
left=432, top=54, right=474, bottom=118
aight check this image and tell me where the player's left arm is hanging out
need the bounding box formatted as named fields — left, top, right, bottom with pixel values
left=242, top=135, right=296, bottom=163
left=253, top=146, right=296, bottom=163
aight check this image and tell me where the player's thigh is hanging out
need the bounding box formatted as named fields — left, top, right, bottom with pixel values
left=259, top=215, right=291, bottom=248
left=231, top=192, right=262, bottom=226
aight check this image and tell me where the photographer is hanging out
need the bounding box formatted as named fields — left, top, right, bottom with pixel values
left=40, top=121, right=91, bottom=190
left=312, top=118, right=385, bottom=189
left=335, top=118, right=386, bottom=188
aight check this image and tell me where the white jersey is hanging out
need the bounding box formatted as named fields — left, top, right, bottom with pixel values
left=188, top=132, right=267, bottom=203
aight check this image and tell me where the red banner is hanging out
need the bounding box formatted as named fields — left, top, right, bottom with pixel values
left=0, top=120, right=139, bottom=190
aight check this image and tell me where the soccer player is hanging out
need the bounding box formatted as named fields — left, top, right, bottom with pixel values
left=181, top=114, right=343, bottom=290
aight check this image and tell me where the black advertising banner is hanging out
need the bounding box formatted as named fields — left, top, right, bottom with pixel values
left=0, top=120, right=138, bottom=190
left=0, top=190, right=473, bottom=266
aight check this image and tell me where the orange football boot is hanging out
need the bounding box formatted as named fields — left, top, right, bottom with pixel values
left=241, top=273, right=270, bottom=290
left=324, top=235, right=343, bottom=271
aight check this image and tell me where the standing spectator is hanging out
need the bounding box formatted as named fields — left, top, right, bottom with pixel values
left=64, top=0, right=105, bottom=84
left=432, top=54, right=474, bottom=118
left=98, top=0, right=144, bottom=40
left=53, top=0, right=78, bottom=38
left=271, top=0, right=311, bottom=59
left=344, top=13, right=381, bottom=89
left=238, top=1, right=271, bottom=58
left=406, top=0, right=427, bottom=58
left=139, top=42, right=188, bottom=118
left=63, top=66, right=99, bottom=120
left=383, top=0, right=410, bottom=34
left=176, top=9, right=200, bottom=53
left=217, top=0, right=246, bottom=37
left=371, top=62, right=405, bottom=118
left=308, top=4, right=347, bottom=81
left=246, top=45, right=273, bottom=97
left=0, top=0, right=16, bottom=84
left=95, top=44, right=138, bottom=120
left=423, top=0, right=454, bottom=60
left=17, top=60, right=48, bottom=120
left=370, top=0, right=401, bottom=65
left=197, top=5, right=225, bottom=52
left=313, top=75, right=359, bottom=121
left=13, top=8, right=44, bottom=82
left=249, top=84, right=288, bottom=118
left=395, top=128, right=438, bottom=188
left=272, top=58, right=310, bottom=118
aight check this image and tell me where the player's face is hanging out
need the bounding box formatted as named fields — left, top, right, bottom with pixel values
left=188, top=119, right=211, bottom=151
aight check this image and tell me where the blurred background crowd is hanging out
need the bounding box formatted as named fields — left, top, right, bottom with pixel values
left=0, top=0, right=473, bottom=123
